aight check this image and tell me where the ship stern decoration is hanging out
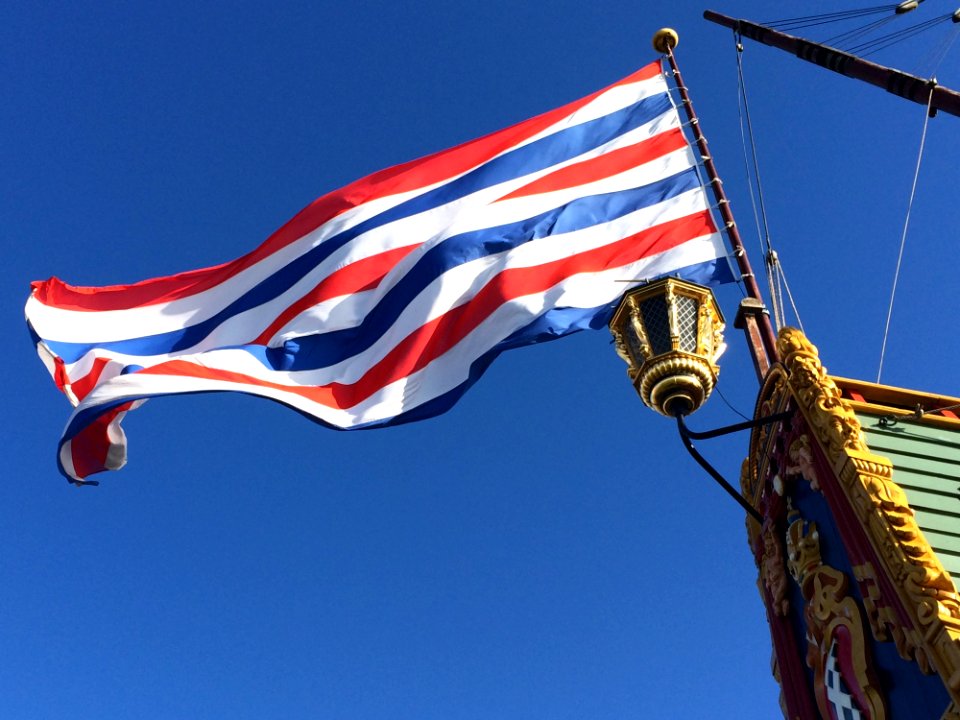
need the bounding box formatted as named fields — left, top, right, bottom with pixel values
left=743, top=327, right=960, bottom=719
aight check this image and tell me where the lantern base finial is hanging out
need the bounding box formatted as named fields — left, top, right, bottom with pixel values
left=640, top=353, right=716, bottom=417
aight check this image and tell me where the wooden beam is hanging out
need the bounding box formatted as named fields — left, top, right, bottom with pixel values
left=704, top=10, right=960, bottom=118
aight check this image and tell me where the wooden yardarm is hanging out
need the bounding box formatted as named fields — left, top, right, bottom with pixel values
left=704, top=10, right=960, bottom=119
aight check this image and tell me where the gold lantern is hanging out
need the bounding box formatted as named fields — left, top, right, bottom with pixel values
left=608, top=277, right=725, bottom=417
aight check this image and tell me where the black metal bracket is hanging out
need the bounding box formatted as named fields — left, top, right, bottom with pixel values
left=675, top=410, right=793, bottom=524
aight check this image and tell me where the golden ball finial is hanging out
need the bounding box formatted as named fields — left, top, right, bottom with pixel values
left=652, top=28, right=679, bottom=54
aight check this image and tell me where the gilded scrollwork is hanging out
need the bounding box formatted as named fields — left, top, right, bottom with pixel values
left=853, top=562, right=915, bottom=665
left=777, top=327, right=960, bottom=699
left=762, top=523, right=790, bottom=617
left=611, top=327, right=631, bottom=367
left=777, top=329, right=862, bottom=458
left=741, top=457, right=760, bottom=519
left=743, top=370, right=790, bottom=512
left=786, top=506, right=888, bottom=720
left=696, top=299, right=725, bottom=362
left=628, top=306, right=650, bottom=362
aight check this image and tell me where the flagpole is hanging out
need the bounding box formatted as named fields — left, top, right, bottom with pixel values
left=655, top=28, right=780, bottom=378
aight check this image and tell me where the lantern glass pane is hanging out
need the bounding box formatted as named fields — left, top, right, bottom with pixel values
left=675, top=294, right=699, bottom=352
left=640, top=295, right=671, bottom=355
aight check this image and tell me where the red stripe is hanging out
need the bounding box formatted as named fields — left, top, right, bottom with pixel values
left=133, top=209, right=714, bottom=410
left=32, top=62, right=664, bottom=313
left=252, top=244, right=417, bottom=345
left=70, top=404, right=130, bottom=479
left=70, top=357, right=112, bottom=401
left=351, top=211, right=716, bottom=400
left=498, top=128, right=688, bottom=201
left=53, top=355, right=71, bottom=394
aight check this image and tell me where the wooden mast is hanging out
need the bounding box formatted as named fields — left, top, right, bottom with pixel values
left=703, top=10, right=960, bottom=119
left=654, top=29, right=779, bottom=379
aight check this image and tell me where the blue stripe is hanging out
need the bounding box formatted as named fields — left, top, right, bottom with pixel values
left=45, top=94, right=673, bottom=365
left=495, top=255, right=734, bottom=348
left=265, top=168, right=704, bottom=371
left=47, top=162, right=698, bottom=369
left=358, top=256, right=735, bottom=427
left=56, top=256, right=733, bottom=480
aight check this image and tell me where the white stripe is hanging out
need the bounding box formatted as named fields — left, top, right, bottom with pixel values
left=28, top=83, right=676, bottom=345
left=40, top=111, right=688, bottom=375
left=65, top=230, right=725, bottom=437
left=264, top=139, right=695, bottom=346
left=59, top=439, right=77, bottom=479
left=516, top=70, right=669, bottom=149
left=60, top=183, right=710, bottom=388
left=68, top=232, right=722, bottom=436
left=270, top=185, right=716, bottom=386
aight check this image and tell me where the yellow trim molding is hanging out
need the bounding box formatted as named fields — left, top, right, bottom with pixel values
left=772, top=327, right=960, bottom=700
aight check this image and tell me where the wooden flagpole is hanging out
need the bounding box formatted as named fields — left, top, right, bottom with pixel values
left=655, top=29, right=780, bottom=379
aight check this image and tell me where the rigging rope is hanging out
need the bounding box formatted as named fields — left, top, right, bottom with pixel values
left=734, top=34, right=783, bottom=327
left=764, top=0, right=956, bottom=61
left=877, top=84, right=936, bottom=383
left=914, top=15, right=960, bottom=76
left=715, top=382, right=751, bottom=422
left=849, top=13, right=953, bottom=56
left=776, top=256, right=805, bottom=334
left=826, top=14, right=901, bottom=48
left=732, top=33, right=807, bottom=332
left=764, top=4, right=903, bottom=31
left=762, top=0, right=951, bottom=57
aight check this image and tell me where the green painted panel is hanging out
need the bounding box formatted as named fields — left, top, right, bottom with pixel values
left=892, top=486, right=960, bottom=516
left=856, top=411, right=960, bottom=581
left=921, top=531, right=960, bottom=557
left=899, top=508, right=960, bottom=535
left=859, top=419, right=960, bottom=462
left=860, top=440, right=960, bottom=475
left=883, top=466, right=959, bottom=493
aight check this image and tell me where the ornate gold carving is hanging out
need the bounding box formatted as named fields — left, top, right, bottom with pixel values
left=785, top=515, right=819, bottom=589
left=777, top=329, right=863, bottom=459
left=762, top=523, right=790, bottom=617
left=942, top=702, right=960, bottom=720
left=743, top=369, right=790, bottom=510
left=612, top=326, right=632, bottom=367
left=786, top=507, right=888, bottom=720
left=777, top=327, right=960, bottom=701
left=697, top=295, right=725, bottom=364
left=853, top=562, right=915, bottom=665
left=741, top=459, right=766, bottom=548
left=637, top=353, right=717, bottom=417
left=785, top=434, right=820, bottom=492
left=740, top=459, right=757, bottom=521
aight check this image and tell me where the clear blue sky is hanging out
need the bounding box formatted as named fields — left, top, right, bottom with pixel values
left=4, top=2, right=959, bottom=718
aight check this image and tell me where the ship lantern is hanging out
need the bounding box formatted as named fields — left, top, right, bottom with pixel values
left=608, top=277, right=725, bottom=417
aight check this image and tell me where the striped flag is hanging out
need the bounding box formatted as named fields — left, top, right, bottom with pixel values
left=26, top=59, right=734, bottom=484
